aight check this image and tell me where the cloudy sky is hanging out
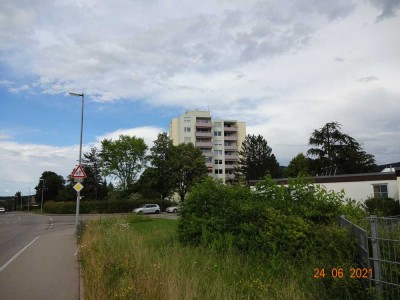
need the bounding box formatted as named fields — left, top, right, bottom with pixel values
left=1, top=0, right=399, bottom=196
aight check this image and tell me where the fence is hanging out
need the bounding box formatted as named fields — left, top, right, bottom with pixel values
left=341, top=215, right=400, bottom=299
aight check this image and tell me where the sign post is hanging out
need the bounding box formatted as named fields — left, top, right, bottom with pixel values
left=71, top=164, right=86, bottom=230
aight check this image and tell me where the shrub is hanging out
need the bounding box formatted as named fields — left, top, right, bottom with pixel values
left=364, top=197, right=400, bottom=216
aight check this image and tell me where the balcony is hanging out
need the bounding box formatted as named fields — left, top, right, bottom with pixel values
left=196, top=141, right=213, bottom=147
left=225, top=154, right=239, bottom=161
left=224, top=135, right=237, bottom=141
left=224, top=145, right=237, bottom=150
left=224, top=126, right=237, bottom=132
left=205, top=162, right=213, bottom=168
left=201, top=151, right=213, bottom=157
left=225, top=164, right=237, bottom=170
left=196, top=131, right=212, bottom=137
left=196, top=121, right=212, bottom=128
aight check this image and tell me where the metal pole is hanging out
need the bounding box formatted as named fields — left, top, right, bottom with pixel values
left=40, top=180, right=44, bottom=212
left=28, top=187, right=30, bottom=211
left=370, top=215, right=382, bottom=298
left=75, top=93, right=84, bottom=231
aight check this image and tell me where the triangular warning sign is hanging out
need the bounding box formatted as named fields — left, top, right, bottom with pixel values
left=71, top=164, right=87, bottom=178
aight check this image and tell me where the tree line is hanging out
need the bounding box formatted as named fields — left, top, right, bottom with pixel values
left=28, top=121, right=376, bottom=205
left=33, top=133, right=207, bottom=204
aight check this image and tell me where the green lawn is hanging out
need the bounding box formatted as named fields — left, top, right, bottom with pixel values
left=79, top=215, right=327, bottom=300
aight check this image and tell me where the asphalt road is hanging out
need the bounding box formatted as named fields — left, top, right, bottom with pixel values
left=0, top=212, right=79, bottom=300
left=0, top=211, right=178, bottom=300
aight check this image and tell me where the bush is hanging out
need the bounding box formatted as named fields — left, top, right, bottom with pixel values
left=364, top=197, right=400, bottom=216
left=43, top=199, right=174, bottom=214
left=178, top=176, right=354, bottom=260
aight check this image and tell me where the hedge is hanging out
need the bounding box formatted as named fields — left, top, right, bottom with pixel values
left=43, top=199, right=174, bottom=214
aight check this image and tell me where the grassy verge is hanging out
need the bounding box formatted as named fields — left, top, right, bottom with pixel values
left=80, top=215, right=327, bottom=300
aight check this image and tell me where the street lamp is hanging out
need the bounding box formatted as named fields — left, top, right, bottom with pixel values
left=69, top=92, right=84, bottom=231
left=39, top=179, right=45, bottom=212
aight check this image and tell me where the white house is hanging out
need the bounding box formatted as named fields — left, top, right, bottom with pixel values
left=250, top=170, right=400, bottom=203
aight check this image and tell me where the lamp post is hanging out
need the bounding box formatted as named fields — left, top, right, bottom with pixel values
left=69, top=92, right=84, bottom=231
left=39, top=179, right=45, bottom=212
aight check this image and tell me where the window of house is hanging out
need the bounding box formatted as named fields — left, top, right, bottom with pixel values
left=214, top=150, right=222, bottom=155
left=184, top=127, right=191, bottom=133
left=373, top=184, right=388, bottom=198
left=214, top=159, right=223, bottom=165
left=214, top=131, right=222, bottom=136
left=214, top=169, right=223, bottom=174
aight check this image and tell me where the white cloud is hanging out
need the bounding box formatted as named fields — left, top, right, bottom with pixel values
left=0, top=0, right=399, bottom=188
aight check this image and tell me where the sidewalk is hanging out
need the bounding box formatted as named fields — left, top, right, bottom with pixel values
left=0, top=226, right=80, bottom=300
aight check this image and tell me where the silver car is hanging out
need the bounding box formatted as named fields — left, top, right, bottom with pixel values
left=0, top=207, right=5, bottom=213
left=133, top=204, right=160, bottom=214
left=166, top=206, right=179, bottom=213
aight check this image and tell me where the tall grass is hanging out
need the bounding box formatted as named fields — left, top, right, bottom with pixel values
left=80, top=216, right=327, bottom=300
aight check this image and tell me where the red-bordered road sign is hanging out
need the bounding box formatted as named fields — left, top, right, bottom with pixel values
left=71, top=164, right=87, bottom=178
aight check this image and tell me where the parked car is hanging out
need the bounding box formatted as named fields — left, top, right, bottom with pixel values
left=0, top=207, right=5, bottom=213
left=133, top=204, right=160, bottom=214
left=166, top=206, right=179, bottom=213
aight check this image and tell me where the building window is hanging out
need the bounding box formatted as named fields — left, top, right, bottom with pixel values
left=214, top=131, right=222, bottom=136
left=214, top=159, right=223, bottom=165
left=214, top=169, right=223, bottom=174
left=214, top=150, right=222, bottom=155
left=373, top=185, right=388, bottom=198
left=184, top=127, right=191, bottom=133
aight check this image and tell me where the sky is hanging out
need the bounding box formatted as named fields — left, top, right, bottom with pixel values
left=0, top=0, right=399, bottom=196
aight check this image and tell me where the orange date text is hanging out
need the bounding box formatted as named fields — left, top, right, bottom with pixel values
left=313, top=268, right=373, bottom=279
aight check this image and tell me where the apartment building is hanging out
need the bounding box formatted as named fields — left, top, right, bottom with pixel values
left=169, top=110, right=246, bottom=183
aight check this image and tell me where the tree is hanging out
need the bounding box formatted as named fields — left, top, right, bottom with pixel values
left=99, top=135, right=147, bottom=192
left=147, top=132, right=176, bottom=199
left=172, top=143, right=207, bottom=201
left=235, top=134, right=280, bottom=183
left=35, top=171, right=66, bottom=203
left=284, top=153, right=310, bottom=178
left=82, top=147, right=107, bottom=200
left=307, top=122, right=376, bottom=175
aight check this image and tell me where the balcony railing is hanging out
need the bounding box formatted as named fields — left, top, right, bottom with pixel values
left=196, top=141, right=213, bottom=147
left=205, top=162, right=213, bottom=168
left=196, top=121, right=212, bottom=128
left=224, top=145, right=237, bottom=150
left=225, top=154, right=239, bottom=161
left=201, top=151, right=213, bottom=157
left=195, top=132, right=212, bottom=137
left=224, top=164, right=237, bottom=170
left=224, top=126, right=237, bottom=132
left=224, top=135, right=237, bottom=141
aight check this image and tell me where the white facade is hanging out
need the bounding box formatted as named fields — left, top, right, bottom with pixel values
left=169, top=110, right=246, bottom=183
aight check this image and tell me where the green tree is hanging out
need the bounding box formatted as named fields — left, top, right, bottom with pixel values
left=284, top=153, right=310, bottom=178
left=82, top=147, right=107, bottom=200
left=99, top=135, right=148, bottom=193
left=35, top=171, right=66, bottom=203
left=307, top=122, right=376, bottom=175
left=147, top=132, right=176, bottom=199
left=172, top=143, right=207, bottom=201
left=235, top=134, right=280, bottom=183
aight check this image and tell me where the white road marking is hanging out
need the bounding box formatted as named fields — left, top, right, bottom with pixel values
left=0, top=236, right=40, bottom=273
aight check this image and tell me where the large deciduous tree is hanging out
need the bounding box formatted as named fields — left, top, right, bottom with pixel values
left=35, top=171, right=66, bottom=203
left=307, top=122, right=376, bottom=175
left=99, top=135, right=147, bottom=192
left=235, top=134, right=280, bottom=183
left=284, top=153, right=310, bottom=178
left=172, top=143, right=207, bottom=201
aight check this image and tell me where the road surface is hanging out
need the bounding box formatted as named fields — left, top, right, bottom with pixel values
left=0, top=212, right=79, bottom=300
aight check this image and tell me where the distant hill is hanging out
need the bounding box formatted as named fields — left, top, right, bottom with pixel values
left=376, top=162, right=400, bottom=172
